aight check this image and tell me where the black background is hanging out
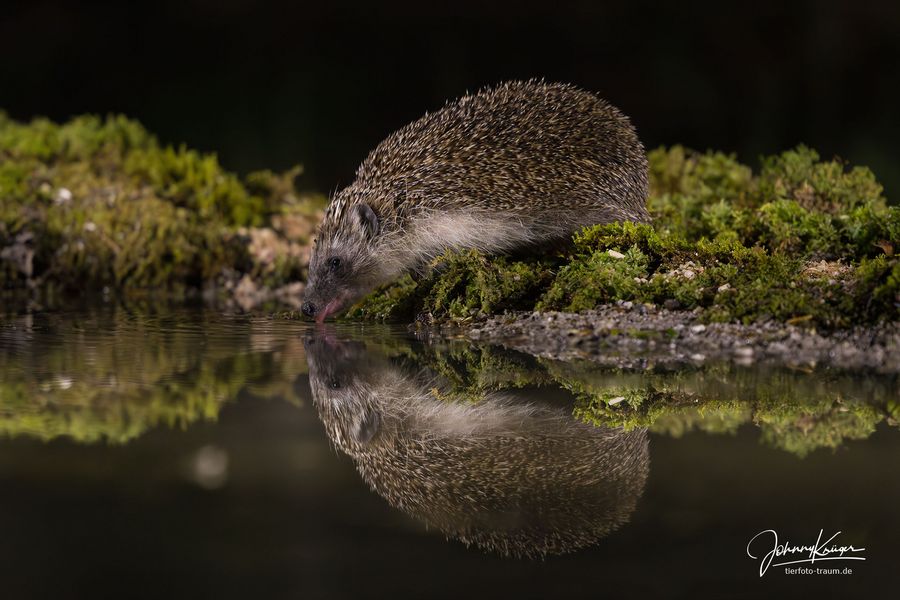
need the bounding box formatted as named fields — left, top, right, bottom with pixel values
left=3, top=0, right=899, bottom=197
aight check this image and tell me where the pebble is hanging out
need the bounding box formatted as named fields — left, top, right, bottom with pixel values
left=766, top=342, right=789, bottom=355
left=54, top=187, right=73, bottom=205
left=663, top=299, right=682, bottom=310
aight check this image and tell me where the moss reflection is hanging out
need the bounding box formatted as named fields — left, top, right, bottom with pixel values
left=0, top=309, right=308, bottom=443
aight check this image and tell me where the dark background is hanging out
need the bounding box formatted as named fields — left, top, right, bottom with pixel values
left=3, top=0, right=900, bottom=196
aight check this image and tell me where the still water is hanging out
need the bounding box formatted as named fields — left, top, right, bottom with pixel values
left=0, top=307, right=896, bottom=598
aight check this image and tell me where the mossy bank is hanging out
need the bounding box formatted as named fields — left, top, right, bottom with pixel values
left=0, top=111, right=325, bottom=310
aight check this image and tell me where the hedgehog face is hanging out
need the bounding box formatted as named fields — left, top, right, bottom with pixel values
left=303, top=200, right=382, bottom=322
left=302, top=246, right=360, bottom=323
left=305, top=333, right=386, bottom=451
left=309, top=365, right=383, bottom=451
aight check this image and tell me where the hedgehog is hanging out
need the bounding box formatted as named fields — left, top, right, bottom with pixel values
left=301, top=80, right=650, bottom=321
left=304, top=331, right=649, bottom=557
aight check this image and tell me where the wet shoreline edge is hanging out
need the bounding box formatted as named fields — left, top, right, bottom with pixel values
left=451, top=303, right=900, bottom=374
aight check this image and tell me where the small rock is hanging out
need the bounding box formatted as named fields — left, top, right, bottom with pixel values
left=734, top=346, right=754, bottom=358
left=607, top=250, right=625, bottom=259
left=607, top=396, right=626, bottom=405
left=690, top=353, right=706, bottom=361
left=766, top=342, right=789, bottom=355
left=0, top=231, right=35, bottom=278
left=54, top=187, right=73, bottom=205
left=717, top=283, right=731, bottom=292
left=233, top=274, right=270, bottom=311
left=690, top=324, right=707, bottom=333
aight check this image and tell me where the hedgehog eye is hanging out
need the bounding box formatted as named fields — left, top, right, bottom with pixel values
left=328, top=257, right=342, bottom=272
left=329, top=377, right=341, bottom=389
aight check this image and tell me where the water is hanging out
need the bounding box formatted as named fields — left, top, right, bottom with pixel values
left=0, top=307, right=896, bottom=599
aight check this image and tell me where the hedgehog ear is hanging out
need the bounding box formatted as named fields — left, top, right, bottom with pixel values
left=353, top=410, right=380, bottom=446
left=354, top=203, right=380, bottom=239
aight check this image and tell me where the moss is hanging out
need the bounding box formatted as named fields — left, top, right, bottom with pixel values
left=646, top=145, right=754, bottom=239
left=572, top=384, right=885, bottom=458
left=355, top=146, right=898, bottom=327
left=0, top=112, right=324, bottom=300
left=404, top=342, right=550, bottom=399
left=424, top=251, right=557, bottom=320
left=345, top=274, right=421, bottom=321
left=551, top=360, right=893, bottom=456
left=350, top=251, right=557, bottom=322
left=535, top=222, right=881, bottom=326
left=124, top=145, right=267, bottom=227
left=754, top=396, right=882, bottom=457
left=539, top=246, right=649, bottom=312
left=757, top=146, right=886, bottom=214
left=752, top=200, right=840, bottom=257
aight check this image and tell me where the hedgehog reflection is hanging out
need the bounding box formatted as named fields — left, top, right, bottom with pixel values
left=305, top=333, right=649, bottom=557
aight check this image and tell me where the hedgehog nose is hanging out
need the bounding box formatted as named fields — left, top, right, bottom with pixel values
left=301, top=301, right=317, bottom=318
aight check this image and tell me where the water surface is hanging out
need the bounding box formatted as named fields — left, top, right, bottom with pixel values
left=0, top=307, right=896, bottom=598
